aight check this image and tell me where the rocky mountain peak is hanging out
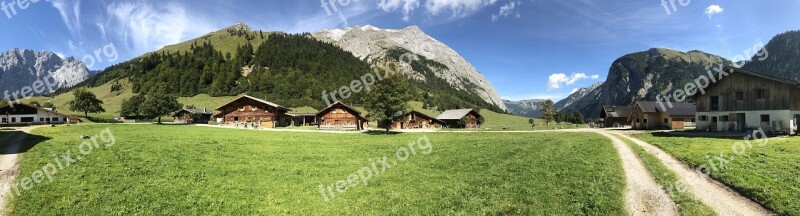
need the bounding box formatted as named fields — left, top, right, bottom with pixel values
left=0, top=49, right=93, bottom=97
left=312, top=25, right=508, bottom=111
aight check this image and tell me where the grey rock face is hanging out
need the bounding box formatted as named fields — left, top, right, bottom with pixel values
left=554, top=82, right=603, bottom=112
left=312, top=25, right=508, bottom=111
left=0, top=48, right=92, bottom=98
left=504, top=99, right=547, bottom=118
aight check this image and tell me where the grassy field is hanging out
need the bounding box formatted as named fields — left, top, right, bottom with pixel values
left=613, top=134, right=715, bottom=216
left=9, top=125, right=625, bottom=215
left=635, top=133, right=800, bottom=215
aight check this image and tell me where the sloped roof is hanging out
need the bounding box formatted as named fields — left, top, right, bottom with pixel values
left=602, top=105, right=632, bottom=118
left=437, top=109, right=480, bottom=120
left=0, top=102, right=70, bottom=117
left=215, top=95, right=289, bottom=111
left=635, top=101, right=696, bottom=116
left=316, top=101, right=368, bottom=121
left=725, top=67, right=799, bottom=85
left=407, top=110, right=445, bottom=124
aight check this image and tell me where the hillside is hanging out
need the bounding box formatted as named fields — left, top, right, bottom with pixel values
left=742, top=30, right=800, bottom=81
left=157, top=22, right=273, bottom=57
left=561, top=48, right=731, bottom=118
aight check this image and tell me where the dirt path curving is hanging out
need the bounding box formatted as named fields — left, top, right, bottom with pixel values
left=595, top=131, right=679, bottom=216
left=607, top=130, right=773, bottom=216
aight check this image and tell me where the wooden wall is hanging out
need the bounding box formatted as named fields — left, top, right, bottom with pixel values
left=697, top=73, right=800, bottom=112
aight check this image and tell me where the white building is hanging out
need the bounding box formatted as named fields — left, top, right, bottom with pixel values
left=0, top=103, right=72, bottom=125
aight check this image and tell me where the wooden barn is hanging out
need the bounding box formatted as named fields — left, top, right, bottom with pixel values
left=172, top=108, right=214, bottom=124
left=600, top=105, right=632, bottom=128
left=695, top=67, right=800, bottom=134
left=0, top=103, right=72, bottom=125
left=214, top=95, right=290, bottom=128
left=316, top=102, right=368, bottom=130
left=629, top=101, right=696, bottom=130
left=437, top=109, right=482, bottom=128
left=390, top=110, right=444, bottom=129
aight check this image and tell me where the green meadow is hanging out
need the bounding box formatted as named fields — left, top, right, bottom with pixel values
left=7, top=125, right=624, bottom=215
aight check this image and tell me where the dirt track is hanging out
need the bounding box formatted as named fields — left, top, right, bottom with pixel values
left=607, top=130, right=773, bottom=216
left=0, top=127, right=39, bottom=214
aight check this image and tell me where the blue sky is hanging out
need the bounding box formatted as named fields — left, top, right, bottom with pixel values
left=1, top=0, right=799, bottom=101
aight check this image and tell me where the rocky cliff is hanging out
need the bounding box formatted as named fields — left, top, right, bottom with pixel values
left=0, top=49, right=93, bottom=97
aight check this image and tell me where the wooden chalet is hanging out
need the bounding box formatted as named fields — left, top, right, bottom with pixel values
left=1, top=102, right=72, bottom=125
left=172, top=108, right=214, bottom=124
left=629, top=101, right=696, bottom=130
left=437, top=109, right=482, bottom=128
left=695, top=67, right=800, bottom=134
left=390, top=110, right=444, bottom=129
left=214, top=95, right=290, bottom=128
left=600, top=105, right=632, bottom=127
left=316, top=102, right=368, bottom=130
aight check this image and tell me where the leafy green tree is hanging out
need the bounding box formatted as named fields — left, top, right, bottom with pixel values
left=68, top=88, right=105, bottom=118
left=540, top=99, right=555, bottom=126
left=529, top=119, right=536, bottom=128
left=573, top=111, right=585, bottom=124
left=140, top=90, right=182, bottom=124
left=364, top=73, right=413, bottom=132
left=120, top=94, right=146, bottom=118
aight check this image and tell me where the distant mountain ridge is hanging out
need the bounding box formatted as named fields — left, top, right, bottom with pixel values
left=742, top=30, right=800, bottom=81
left=0, top=48, right=93, bottom=97
left=554, top=82, right=603, bottom=112
left=503, top=99, right=547, bottom=117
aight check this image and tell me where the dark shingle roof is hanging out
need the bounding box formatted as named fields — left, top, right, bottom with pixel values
left=437, top=109, right=480, bottom=120
left=602, top=105, right=632, bottom=118
left=635, top=101, right=696, bottom=116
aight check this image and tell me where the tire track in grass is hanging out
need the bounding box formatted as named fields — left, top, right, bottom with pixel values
left=607, top=130, right=773, bottom=216
left=611, top=133, right=716, bottom=216
left=595, top=131, right=679, bottom=216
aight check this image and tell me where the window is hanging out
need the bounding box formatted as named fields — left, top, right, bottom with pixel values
left=710, top=96, right=720, bottom=111
left=644, top=119, right=648, bottom=123
left=21, top=117, right=34, bottom=122
left=663, top=118, right=669, bottom=124
left=735, top=91, right=744, bottom=101
left=11, top=117, right=16, bottom=123
left=1, top=118, right=5, bottom=123
left=761, top=115, right=770, bottom=122
left=40, top=118, right=45, bottom=122
left=721, top=116, right=729, bottom=122
left=700, top=115, right=708, bottom=121
left=52, top=117, right=59, bottom=122
left=756, top=89, right=766, bottom=99
left=63, top=118, right=67, bottom=122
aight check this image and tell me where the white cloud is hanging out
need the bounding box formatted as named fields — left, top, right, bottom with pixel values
left=378, top=0, right=497, bottom=21
left=491, top=0, right=520, bottom=22
left=104, top=1, right=214, bottom=54
left=51, top=0, right=82, bottom=37
left=705, top=5, right=724, bottom=17
left=547, top=73, right=598, bottom=90
left=591, top=74, right=600, bottom=79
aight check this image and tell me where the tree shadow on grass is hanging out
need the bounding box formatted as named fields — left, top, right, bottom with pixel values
left=0, top=130, right=51, bottom=155
left=364, top=130, right=403, bottom=135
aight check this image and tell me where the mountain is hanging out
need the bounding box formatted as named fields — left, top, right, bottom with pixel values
left=0, top=49, right=93, bottom=97
left=312, top=25, right=507, bottom=111
left=742, top=30, right=800, bottom=81
left=561, top=48, right=730, bottom=118
left=554, top=82, right=603, bottom=112
left=77, top=23, right=505, bottom=112
left=503, top=99, right=546, bottom=118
